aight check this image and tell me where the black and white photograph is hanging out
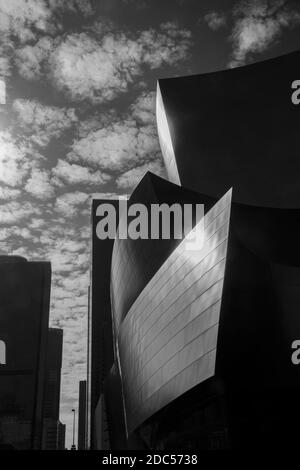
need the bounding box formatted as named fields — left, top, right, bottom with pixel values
left=0, top=0, right=300, bottom=457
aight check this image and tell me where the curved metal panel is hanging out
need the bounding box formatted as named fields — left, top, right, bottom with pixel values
left=118, top=190, right=232, bottom=434
left=157, top=50, right=300, bottom=208
left=110, top=173, right=209, bottom=335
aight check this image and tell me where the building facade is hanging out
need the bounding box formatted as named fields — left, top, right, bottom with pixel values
left=78, top=380, right=87, bottom=450
left=91, top=50, right=300, bottom=449
left=42, top=328, right=64, bottom=450
left=90, top=174, right=221, bottom=448
left=156, top=49, right=300, bottom=208
left=88, top=200, right=120, bottom=449
left=0, top=256, right=51, bottom=450
left=57, top=421, right=66, bottom=450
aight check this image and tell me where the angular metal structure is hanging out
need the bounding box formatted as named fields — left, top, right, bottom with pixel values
left=91, top=51, right=300, bottom=449
left=118, top=188, right=231, bottom=435
left=157, top=50, right=300, bottom=208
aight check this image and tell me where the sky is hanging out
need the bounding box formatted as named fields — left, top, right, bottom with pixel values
left=0, top=0, right=300, bottom=449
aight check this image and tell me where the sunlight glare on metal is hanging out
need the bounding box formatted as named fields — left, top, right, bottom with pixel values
left=156, top=82, right=180, bottom=185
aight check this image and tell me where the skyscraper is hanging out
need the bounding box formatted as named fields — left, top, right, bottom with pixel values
left=78, top=380, right=87, bottom=450
left=42, top=328, right=63, bottom=450
left=57, top=421, right=66, bottom=450
left=88, top=200, right=119, bottom=449
left=0, top=256, right=51, bottom=450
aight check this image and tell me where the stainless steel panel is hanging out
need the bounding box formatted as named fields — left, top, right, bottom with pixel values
left=118, top=190, right=232, bottom=433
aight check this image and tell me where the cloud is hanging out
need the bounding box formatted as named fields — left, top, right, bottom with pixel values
left=121, top=0, right=150, bottom=8
left=52, top=159, right=111, bottom=186
left=48, top=248, right=89, bottom=276
left=13, top=99, right=77, bottom=147
left=0, top=52, right=11, bottom=78
left=0, top=131, right=31, bottom=187
left=67, top=118, right=160, bottom=171
left=67, top=91, right=161, bottom=172
left=0, top=200, right=40, bottom=224
left=230, top=0, right=300, bottom=66
left=0, top=0, right=93, bottom=53
left=0, top=186, right=21, bottom=200
left=203, top=11, right=227, bottom=31
left=14, top=36, right=55, bottom=80
left=0, top=225, right=37, bottom=241
left=116, top=160, right=165, bottom=189
left=54, top=191, right=90, bottom=217
left=130, top=91, right=157, bottom=124
left=0, top=0, right=56, bottom=43
left=15, top=22, right=192, bottom=103
left=91, top=192, right=127, bottom=200
left=138, top=22, right=192, bottom=69
left=48, top=0, right=95, bottom=17
left=25, top=168, right=55, bottom=200
left=28, top=217, right=46, bottom=229
left=48, top=250, right=88, bottom=274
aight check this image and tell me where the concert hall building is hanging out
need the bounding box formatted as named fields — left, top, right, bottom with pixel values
left=90, top=50, right=300, bottom=449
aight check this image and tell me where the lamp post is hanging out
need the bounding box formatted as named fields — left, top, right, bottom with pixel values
left=71, top=409, right=76, bottom=450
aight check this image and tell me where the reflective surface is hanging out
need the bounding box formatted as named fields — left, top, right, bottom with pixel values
left=93, top=170, right=300, bottom=449
left=118, top=190, right=232, bottom=433
left=93, top=174, right=213, bottom=448
left=91, top=49, right=300, bottom=449
left=156, top=83, right=180, bottom=185
left=157, top=50, right=300, bottom=208
left=111, top=172, right=209, bottom=335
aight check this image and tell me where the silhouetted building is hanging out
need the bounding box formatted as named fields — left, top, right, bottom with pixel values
left=78, top=380, right=87, bottom=450
left=91, top=50, right=300, bottom=449
left=0, top=256, right=51, bottom=450
left=57, top=421, right=66, bottom=450
left=88, top=200, right=119, bottom=449
left=42, top=328, right=63, bottom=450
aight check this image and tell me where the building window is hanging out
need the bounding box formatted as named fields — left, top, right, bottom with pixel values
left=0, top=340, right=6, bottom=365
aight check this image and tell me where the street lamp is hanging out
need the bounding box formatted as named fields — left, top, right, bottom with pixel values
left=71, top=408, right=76, bottom=450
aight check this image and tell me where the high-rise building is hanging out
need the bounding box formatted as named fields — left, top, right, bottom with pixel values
left=88, top=200, right=119, bottom=449
left=42, top=328, right=63, bottom=450
left=78, top=380, right=87, bottom=450
left=57, top=421, right=66, bottom=450
left=90, top=50, right=300, bottom=449
left=0, top=256, right=51, bottom=450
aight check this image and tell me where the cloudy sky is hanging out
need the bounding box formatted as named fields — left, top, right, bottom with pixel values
left=0, top=0, right=300, bottom=448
